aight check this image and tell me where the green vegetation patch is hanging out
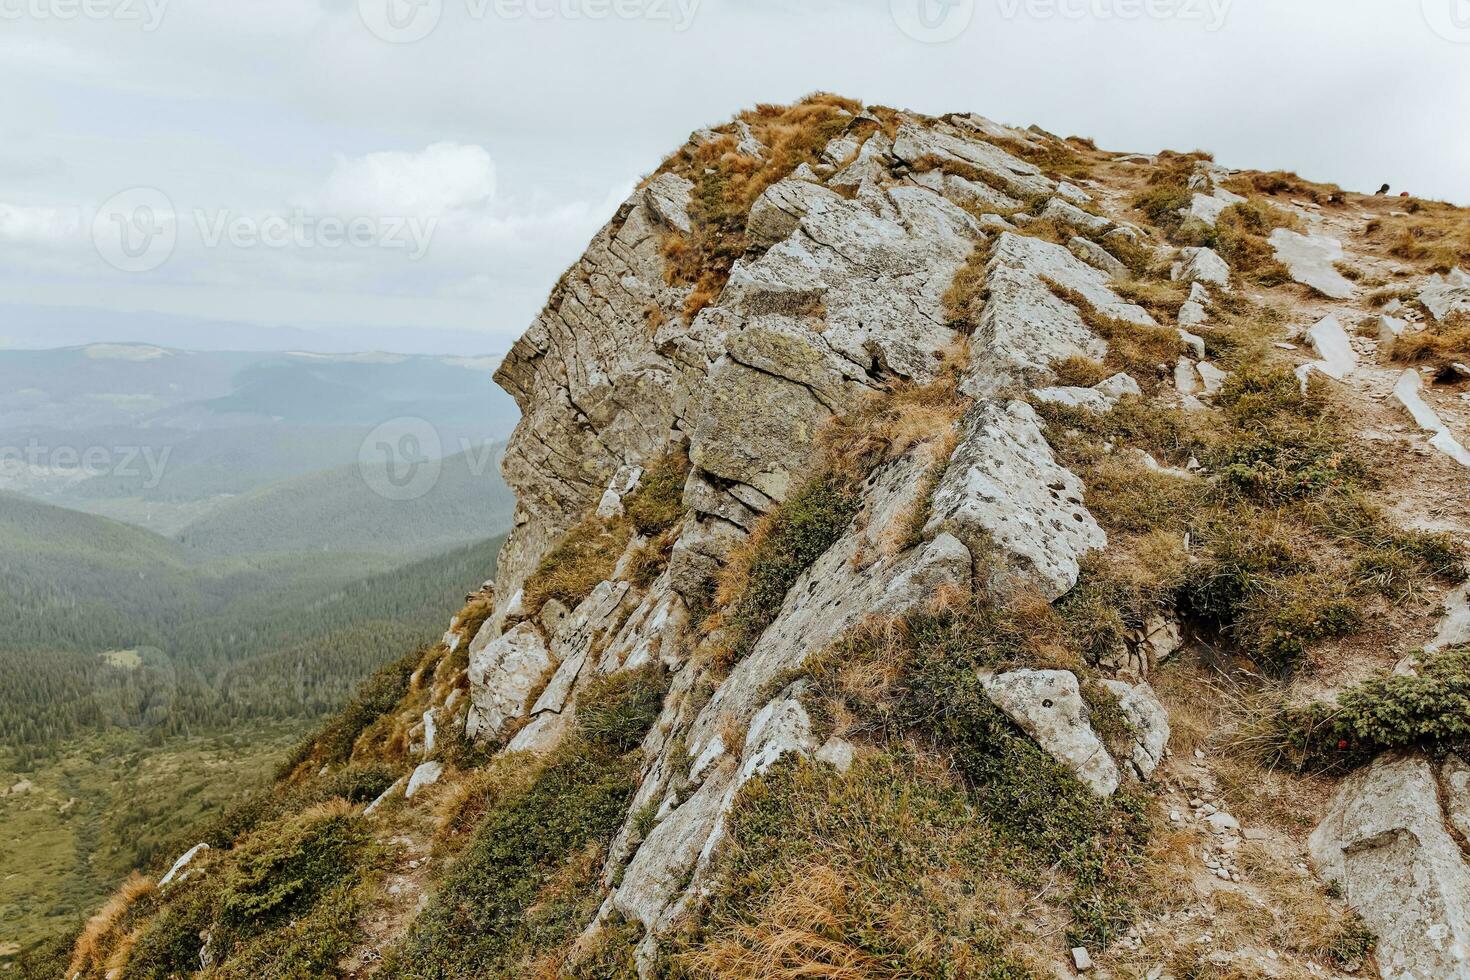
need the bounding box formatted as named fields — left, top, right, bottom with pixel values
left=715, top=474, right=863, bottom=665
left=672, top=753, right=1038, bottom=979
left=1037, top=358, right=1465, bottom=674
left=1250, top=646, right=1470, bottom=773
left=385, top=741, right=639, bottom=977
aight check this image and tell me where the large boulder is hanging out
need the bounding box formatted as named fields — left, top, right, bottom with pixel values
left=1269, top=228, right=1356, bottom=299
left=925, top=399, right=1105, bottom=599
left=1310, top=753, right=1470, bottom=979
left=466, top=622, right=555, bottom=742
left=980, top=669, right=1121, bottom=797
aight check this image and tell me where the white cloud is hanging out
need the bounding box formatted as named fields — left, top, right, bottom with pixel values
left=0, top=203, right=82, bottom=245
left=303, top=143, right=498, bottom=218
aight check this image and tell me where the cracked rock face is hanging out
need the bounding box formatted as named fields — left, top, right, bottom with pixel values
left=981, top=669, right=1121, bottom=797
left=1310, top=753, right=1470, bottom=979
left=468, top=108, right=1178, bottom=969
left=925, top=399, right=1106, bottom=599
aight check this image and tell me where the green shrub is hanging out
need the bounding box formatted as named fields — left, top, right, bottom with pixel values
left=213, top=802, right=371, bottom=950
left=122, top=877, right=219, bottom=979
left=1264, top=647, right=1470, bottom=772
left=718, top=474, right=862, bottom=662
left=1206, top=366, right=1366, bottom=503
left=384, top=741, right=640, bottom=977
left=624, top=451, right=690, bottom=538
left=576, top=664, right=670, bottom=753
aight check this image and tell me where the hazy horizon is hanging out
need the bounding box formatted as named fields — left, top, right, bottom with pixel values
left=4, top=0, right=1468, bottom=354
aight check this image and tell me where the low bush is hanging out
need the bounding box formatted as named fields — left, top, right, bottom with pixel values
left=384, top=740, right=641, bottom=977
left=575, top=664, right=670, bottom=753
left=1252, top=647, right=1470, bottom=772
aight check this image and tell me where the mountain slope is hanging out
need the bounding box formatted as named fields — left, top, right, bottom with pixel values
left=58, top=98, right=1470, bottom=980
left=174, top=447, right=515, bottom=559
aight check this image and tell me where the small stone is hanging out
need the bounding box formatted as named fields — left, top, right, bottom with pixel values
left=1072, top=946, right=1094, bottom=971
left=1215, top=867, right=1231, bottom=880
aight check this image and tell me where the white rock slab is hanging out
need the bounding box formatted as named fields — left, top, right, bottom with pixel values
left=1269, top=228, right=1356, bottom=299
left=1031, top=372, right=1141, bottom=413
left=1427, top=583, right=1470, bottom=653
left=405, top=761, right=444, bottom=800
left=1172, top=247, right=1230, bottom=288
left=466, top=621, right=556, bottom=742
left=1306, top=314, right=1358, bottom=380
left=1420, top=267, right=1470, bottom=321
left=925, top=400, right=1105, bottom=599
left=1393, top=369, right=1470, bottom=468
left=981, top=669, right=1120, bottom=797
left=159, top=843, right=210, bottom=887
left=1196, top=361, right=1228, bottom=396
left=1310, top=753, right=1470, bottom=980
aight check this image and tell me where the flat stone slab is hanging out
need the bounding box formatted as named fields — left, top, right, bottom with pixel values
left=1270, top=228, right=1357, bottom=299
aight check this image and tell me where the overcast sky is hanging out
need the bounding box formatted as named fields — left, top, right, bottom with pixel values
left=1, top=0, right=1467, bottom=354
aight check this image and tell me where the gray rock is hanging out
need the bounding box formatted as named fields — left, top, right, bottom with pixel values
left=1310, top=753, right=1470, bottom=979
left=925, top=400, right=1105, bottom=599
left=1427, top=583, right=1470, bottom=654
left=1420, top=267, right=1470, bottom=321
left=641, top=173, right=695, bottom=234
left=1269, top=228, right=1357, bottom=300
left=890, top=121, right=1054, bottom=200
left=1055, top=181, right=1092, bottom=204
left=965, top=232, right=1156, bottom=396
left=981, top=669, right=1121, bottom=797
left=1100, top=679, right=1170, bottom=780
left=405, top=760, right=444, bottom=799
left=1196, top=361, right=1229, bottom=396
left=1172, top=247, right=1230, bottom=288
left=466, top=622, right=555, bottom=742
left=363, top=776, right=407, bottom=816
left=1392, top=369, right=1470, bottom=468
left=1305, top=314, right=1358, bottom=380
left=1178, top=301, right=1208, bottom=328
left=1068, top=236, right=1129, bottom=278
left=1031, top=372, right=1141, bottom=414
left=1042, top=198, right=1111, bottom=235
left=1379, top=315, right=1408, bottom=343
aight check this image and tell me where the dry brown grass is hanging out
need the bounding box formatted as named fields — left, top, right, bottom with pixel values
left=1366, top=201, right=1470, bottom=274
left=680, top=866, right=896, bottom=979
left=1044, top=278, right=1184, bottom=383
left=433, top=750, right=547, bottom=844
left=1386, top=312, right=1470, bottom=368
left=658, top=95, right=860, bottom=321
left=66, top=872, right=156, bottom=978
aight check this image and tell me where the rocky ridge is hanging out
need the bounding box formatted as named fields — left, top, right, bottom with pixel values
left=62, top=98, right=1470, bottom=980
